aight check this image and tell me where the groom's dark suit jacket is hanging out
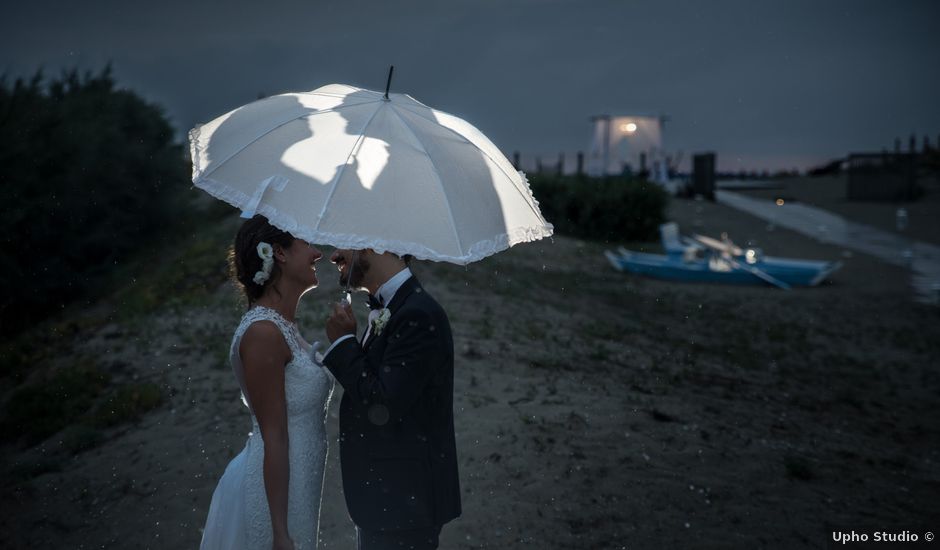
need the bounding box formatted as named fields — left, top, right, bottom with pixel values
left=323, top=275, right=461, bottom=532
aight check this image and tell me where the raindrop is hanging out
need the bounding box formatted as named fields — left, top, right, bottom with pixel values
left=368, top=404, right=390, bottom=425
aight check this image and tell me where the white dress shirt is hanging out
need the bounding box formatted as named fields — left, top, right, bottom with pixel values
left=322, top=267, right=413, bottom=360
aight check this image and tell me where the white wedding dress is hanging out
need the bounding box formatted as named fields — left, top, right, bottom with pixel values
left=201, top=306, right=334, bottom=550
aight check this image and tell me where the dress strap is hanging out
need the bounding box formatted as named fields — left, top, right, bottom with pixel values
left=238, top=306, right=304, bottom=360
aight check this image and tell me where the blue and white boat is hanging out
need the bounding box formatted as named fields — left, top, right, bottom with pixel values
left=604, top=223, right=842, bottom=289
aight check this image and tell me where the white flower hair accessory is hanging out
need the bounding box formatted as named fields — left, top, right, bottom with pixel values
left=252, top=242, right=275, bottom=285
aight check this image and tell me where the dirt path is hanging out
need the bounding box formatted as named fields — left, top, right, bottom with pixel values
left=2, top=193, right=938, bottom=549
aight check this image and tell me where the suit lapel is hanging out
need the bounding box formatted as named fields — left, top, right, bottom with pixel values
left=362, top=316, right=379, bottom=350
left=362, top=276, right=421, bottom=351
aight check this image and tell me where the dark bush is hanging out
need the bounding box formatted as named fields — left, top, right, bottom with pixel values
left=0, top=363, right=163, bottom=448
left=0, top=363, right=110, bottom=445
left=0, top=66, right=190, bottom=330
left=528, top=174, right=669, bottom=242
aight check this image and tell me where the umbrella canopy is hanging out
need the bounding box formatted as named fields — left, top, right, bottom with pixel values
left=189, top=83, right=553, bottom=264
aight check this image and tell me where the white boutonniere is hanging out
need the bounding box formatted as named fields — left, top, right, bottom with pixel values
left=371, top=308, right=391, bottom=336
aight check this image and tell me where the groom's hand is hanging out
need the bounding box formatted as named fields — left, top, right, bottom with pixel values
left=326, top=302, right=357, bottom=343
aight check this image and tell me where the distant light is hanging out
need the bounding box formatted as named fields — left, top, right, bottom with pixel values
left=620, top=122, right=638, bottom=133
left=775, top=198, right=785, bottom=206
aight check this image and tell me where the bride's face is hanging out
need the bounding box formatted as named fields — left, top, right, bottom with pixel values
left=280, top=239, right=323, bottom=289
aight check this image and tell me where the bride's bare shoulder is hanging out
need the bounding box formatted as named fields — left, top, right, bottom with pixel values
left=240, top=320, right=290, bottom=366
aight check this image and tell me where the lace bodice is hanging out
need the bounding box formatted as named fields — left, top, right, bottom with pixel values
left=230, top=305, right=333, bottom=421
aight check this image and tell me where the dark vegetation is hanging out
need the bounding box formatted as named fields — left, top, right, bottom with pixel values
left=0, top=360, right=162, bottom=448
left=0, top=66, right=201, bottom=459
left=0, top=65, right=191, bottom=332
left=527, top=173, right=669, bottom=243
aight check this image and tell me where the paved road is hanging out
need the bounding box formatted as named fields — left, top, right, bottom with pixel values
left=716, top=190, right=940, bottom=304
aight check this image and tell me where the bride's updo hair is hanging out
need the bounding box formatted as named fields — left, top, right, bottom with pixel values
left=229, top=214, right=296, bottom=303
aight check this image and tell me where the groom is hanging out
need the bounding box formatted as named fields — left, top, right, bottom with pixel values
left=324, top=248, right=461, bottom=550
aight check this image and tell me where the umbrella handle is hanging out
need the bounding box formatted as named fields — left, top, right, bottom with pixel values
left=342, top=250, right=358, bottom=304
left=384, top=65, right=394, bottom=100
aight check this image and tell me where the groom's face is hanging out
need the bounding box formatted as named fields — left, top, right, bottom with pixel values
left=330, top=248, right=370, bottom=288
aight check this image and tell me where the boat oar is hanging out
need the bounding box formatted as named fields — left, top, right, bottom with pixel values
left=604, top=250, right=624, bottom=272
left=727, top=255, right=791, bottom=289
left=691, top=234, right=791, bottom=289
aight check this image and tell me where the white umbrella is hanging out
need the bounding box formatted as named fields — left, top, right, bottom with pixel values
left=189, top=76, right=553, bottom=265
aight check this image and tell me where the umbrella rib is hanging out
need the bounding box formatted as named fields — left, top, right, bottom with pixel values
left=394, top=103, right=547, bottom=224
left=313, top=102, right=384, bottom=232
left=304, top=86, right=383, bottom=99
left=298, top=99, right=380, bottom=118
left=197, top=99, right=381, bottom=180
left=389, top=105, right=464, bottom=257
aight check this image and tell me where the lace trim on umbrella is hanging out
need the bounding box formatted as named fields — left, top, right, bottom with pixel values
left=193, top=173, right=554, bottom=265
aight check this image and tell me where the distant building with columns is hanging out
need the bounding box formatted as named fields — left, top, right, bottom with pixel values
left=587, top=114, right=666, bottom=178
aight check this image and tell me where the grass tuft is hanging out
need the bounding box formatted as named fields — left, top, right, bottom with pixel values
left=92, top=383, right=164, bottom=428
left=1, top=361, right=110, bottom=445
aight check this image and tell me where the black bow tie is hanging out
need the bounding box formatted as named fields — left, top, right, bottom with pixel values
left=367, top=294, right=383, bottom=310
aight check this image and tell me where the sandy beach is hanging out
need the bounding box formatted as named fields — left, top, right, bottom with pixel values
left=1, top=175, right=938, bottom=549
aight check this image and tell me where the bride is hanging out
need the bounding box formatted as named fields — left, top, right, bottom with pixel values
left=201, top=214, right=334, bottom=550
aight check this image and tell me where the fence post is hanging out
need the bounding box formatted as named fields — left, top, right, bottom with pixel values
left=512, top=151, right=520, bottom=170
left=692, top=153, right=716, bottom=201
left=576, top=151, right=584, bottom=176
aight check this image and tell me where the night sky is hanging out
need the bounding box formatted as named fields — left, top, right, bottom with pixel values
left=3, top=0, right=939, bottom=172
